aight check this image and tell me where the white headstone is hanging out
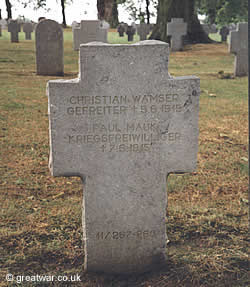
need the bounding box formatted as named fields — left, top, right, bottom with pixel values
left=167, top=18, right=187, bottom=51
left=47, top=40, right=200, bottom=274
left=72, top=21, right=80, bottom=29
left=73, top=20, right=108, bottom=51
left=0, top=19, right=8, bottom=29
left=100, top=20, right=110, bottom=30
left=229, top=22, right=248, bottom=77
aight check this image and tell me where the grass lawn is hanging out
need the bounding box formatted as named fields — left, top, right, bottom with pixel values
left=0, top=28, right=248, bottom=286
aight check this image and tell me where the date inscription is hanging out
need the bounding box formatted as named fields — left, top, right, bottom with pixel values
left=96, top=230, right=159, bottom=240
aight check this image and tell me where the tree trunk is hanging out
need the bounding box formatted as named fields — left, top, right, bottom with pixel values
left=150, top=0, right=212, bottom=43
left=5, top=0, right=12, bottom=19
left=61, top=0, right=66, bottom=27
left=97, top=0, right=119, bottom=28
left=145, top=0, right=150, bottom=24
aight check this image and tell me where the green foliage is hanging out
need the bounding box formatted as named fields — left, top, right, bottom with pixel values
left=119, top=0, right=157, bottom=23
left=216, top=0, right=248, bottom=25
left=20, top=0, right=48, bottom=10
left=196, top=0, right=248, bottom=25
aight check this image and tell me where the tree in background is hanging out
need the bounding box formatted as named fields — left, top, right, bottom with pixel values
left=196, top=0, right=248, bottom=26
left=118, top=0, right=157, bottom=23
left=97, top=0, right=119, bottom=28
left=150, top=0, right=211, bottom=43
left=5, top=0, right=12, bottom=19
left=60, top=0, right=66, bottom=27
left=20, top=0, right=68, bottom=26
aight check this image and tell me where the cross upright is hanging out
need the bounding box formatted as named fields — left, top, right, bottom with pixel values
left=23, top=22, right=33, bottom=40
left=8, top=20, right=21, bottom=43
left=229, top=22, right=248, bottom=77
left=167, top=18, right=187, bottom=51
left=220, top=26, right=229, bottom=42
left=73, top=20, right=107, bottom=51
left=47, top=40, right=200, bottom=274
left=137, top=23, right=150, bottom=41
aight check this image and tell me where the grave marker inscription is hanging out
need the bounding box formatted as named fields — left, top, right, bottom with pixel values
left=229, top=22, right=248, bottom=77
left=167, top=18, right=187, bottom=51
left=47, top=40, right=200, bottom=274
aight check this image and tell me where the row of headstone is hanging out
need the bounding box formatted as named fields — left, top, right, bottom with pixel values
left=7, top=17, right=248, bottom=79
left=72, top=20, right=108, bottom=51
left=47, top=40, right=200, bottom=274
left=201, top=23, right=238, bottom=42
left=117, top=23, right=152, bottom=41
left=7, top=20, right=34, bottom=42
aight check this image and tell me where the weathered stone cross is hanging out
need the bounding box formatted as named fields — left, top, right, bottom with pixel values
left=23, top=22, right=33, bottom=40
left=229, top=22, right=248, bottom=77
left=137, top=23, right=150, bottom=41
left=167, top=18, right=187, bottom=51
left=47, top=41, right=200, bottom=274
left=8, top=20, right=20, bottom=43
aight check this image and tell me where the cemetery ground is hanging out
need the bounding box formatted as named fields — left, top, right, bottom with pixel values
left=0, top=29, right=248, bottom=286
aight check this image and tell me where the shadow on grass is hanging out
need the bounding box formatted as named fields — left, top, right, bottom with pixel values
left=2, top=243, right=248, bottom=287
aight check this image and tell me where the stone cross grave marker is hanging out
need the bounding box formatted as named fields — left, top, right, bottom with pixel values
left=117, top=23, right=126, bottom=37
left=47, top=40, right=200, bottom=274
left=126, top=25, right=136, bottom=41
left=137, top=23, right=150, bottom=41
left=167, top=18, right=187, bottom=51
left=219, top=26, right=229, bottom=42
left=35, top=19, right=64, bottom=76
left=8, top=20, right=21, bottom=43
left=229, top=22, right=248, bottom=77
left=73, top=20, right=108, bottom=51
left=23, top=22, right=33, bottom=40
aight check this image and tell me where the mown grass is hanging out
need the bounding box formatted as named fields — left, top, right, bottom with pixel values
left=0, top=28, right=248, bottom=287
